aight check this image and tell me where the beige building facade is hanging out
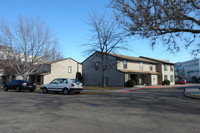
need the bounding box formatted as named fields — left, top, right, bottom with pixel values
left=29, top=58, right=82, bottom=84
left=140, top=56, right=175, bottom=85
left=82, top=52, right=175, bottom=87
left=1, top=58, right=82, bottom=85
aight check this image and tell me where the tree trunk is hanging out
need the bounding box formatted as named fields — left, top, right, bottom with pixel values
left=23, top=73, right=28, bottom=80
left=102, top=70, right=106, bottom=88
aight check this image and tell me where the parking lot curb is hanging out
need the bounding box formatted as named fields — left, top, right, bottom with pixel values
left=116, top=84, right=199, bottom=94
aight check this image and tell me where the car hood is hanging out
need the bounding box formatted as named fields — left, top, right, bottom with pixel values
left=40, top=84, right=48, bottom=87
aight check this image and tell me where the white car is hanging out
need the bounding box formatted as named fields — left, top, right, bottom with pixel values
left=40, top=78, right=83, bottom=95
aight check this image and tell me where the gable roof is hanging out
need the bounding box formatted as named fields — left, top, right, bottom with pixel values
left=43, top=58, right=80, bottom=65
left=139, top=56, right=174, bottom=65
left=82, top=51, right=173, bottom=65
left=81, top=51, right=96, bottom=64
left=82, top=51, right=158, bottom=64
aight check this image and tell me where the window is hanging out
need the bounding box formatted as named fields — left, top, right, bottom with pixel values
left=170, top=65, right=173, bottom=71
left=140, top=62, right=143, bottom=70
left=60, top=79, right=68, bottom=84
left=164, top=64, right=167, bottom=71
left=123, top=60, right=127, bottom=69
left=42, top=65, right=47, bottom=72
left=149, top=64, right=153, bottom=71
left=44, top=66, right=47, bottom=71
left=71, top=79, right=81, bottom=84
left=170, top=75, right=174, bottom=82
left=164, top=75, right=168, bottom=80
left=95, top=62, right=99, bottom=70
left=68, top=66, right=72, bottom=73
left=51, top=79, right=60, bottom=84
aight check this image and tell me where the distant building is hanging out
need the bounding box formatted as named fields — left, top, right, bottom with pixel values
left=175, top=58, right=200, bottom=82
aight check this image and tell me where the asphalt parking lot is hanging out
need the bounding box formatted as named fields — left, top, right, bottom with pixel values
left=0, top=87, right=200, bottom=133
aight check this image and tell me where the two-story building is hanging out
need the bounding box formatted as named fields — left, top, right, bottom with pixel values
left=140, top=56, right=175, bottom=85
left=0, top=58, right=82, bottom=85
left=29, top=58, right=82, bottom=84
left=82, top=51, right=174, bottom=87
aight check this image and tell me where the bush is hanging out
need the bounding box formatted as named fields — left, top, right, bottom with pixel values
left=125, top=79, right=136, bottom=87
left=76, top=72, right=83, bottom=82
left=162, top=80, right=170, bottom=85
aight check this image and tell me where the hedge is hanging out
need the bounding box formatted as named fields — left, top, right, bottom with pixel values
left=125, top=79, right=136, bottom=87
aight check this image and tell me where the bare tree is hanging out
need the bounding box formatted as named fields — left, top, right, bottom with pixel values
left=84, top=13, right=128, bottom=87
left=110, top=0, right=200, bottom=55
left=0, top=16, right=63, bottom=80
left=45, top=39, right=64, bottom=61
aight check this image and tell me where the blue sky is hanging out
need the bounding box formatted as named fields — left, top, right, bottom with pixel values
left=0, top=0, right=196, bottom=63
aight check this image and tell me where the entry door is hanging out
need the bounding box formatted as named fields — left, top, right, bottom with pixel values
left=130, top=74, right=138, bottom=85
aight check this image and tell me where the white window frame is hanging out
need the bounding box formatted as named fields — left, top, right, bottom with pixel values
left=68, top=66, right=72, bottom=73
left=95, top=62, right=100, bottom=70
left=164, top=64, right=167, bottom=71
left=170, top=65, right=174, bottom=71
left=149, top=64, right=153, bottom=71
left=123, top=60, right=127, bottom=69
left=140, top=62, right=143, bottom=70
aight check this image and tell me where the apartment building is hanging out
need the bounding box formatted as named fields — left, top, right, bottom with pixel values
left=82, top=51, right=175, bottom=87
left=140, top=56, right=175, bottom=85
left=0, top=57, right=82, bottom=85
left=29, top=58, right=82, bottom=84
left=0, top=45, right=82, bottom=84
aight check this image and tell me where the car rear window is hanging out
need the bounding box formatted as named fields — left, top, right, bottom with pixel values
left=71, top=79, right=81, bottom=84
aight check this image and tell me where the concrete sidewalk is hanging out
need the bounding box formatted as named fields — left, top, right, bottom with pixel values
left=184, top=88, right=200, bottom=99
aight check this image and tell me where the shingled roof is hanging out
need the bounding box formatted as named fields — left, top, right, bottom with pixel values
left=43, top=58, right=80, bottom=65
left=139, top=56, right=174, bottom=65
left=107, top=53, right=158, bottom=64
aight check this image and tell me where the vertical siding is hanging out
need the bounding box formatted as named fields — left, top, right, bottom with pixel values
left=82, top=53, right=125, bottom=87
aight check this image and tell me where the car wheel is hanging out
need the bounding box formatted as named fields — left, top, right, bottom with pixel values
left=16, top=86, right=21, bottom=92
left=63, top=88, right=70, bottom=95
left=42, top=87, right=48, bottom=94
left=3, top=86, right=8, bottom=91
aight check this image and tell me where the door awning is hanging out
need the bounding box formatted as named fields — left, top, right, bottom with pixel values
left=118, top=69, right=161, bottom=75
